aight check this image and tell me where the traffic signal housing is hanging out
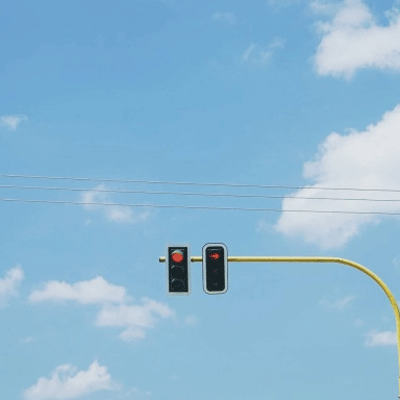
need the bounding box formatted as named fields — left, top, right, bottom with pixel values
left=167, top=245, right=190, bottom=295
left=202, top=243, right=228, bottom=295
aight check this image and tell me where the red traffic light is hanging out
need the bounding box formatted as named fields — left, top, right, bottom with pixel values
left=209, top=252, right=220, bottom=260
left=171, top=250, right=184, bottom=263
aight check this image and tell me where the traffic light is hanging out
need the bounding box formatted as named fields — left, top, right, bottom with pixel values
left=202, top=243, right=228, bottom=294
left=167, top=245, right=190, bottom=295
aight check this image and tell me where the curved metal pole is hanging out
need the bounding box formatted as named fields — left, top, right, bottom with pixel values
left=159, top=255, right=400, bottom=397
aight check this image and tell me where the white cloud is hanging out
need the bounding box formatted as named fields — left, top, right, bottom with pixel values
left=96, top=297, right=176, bottom=342
left=81, top=185, right=151, bottom=224
left=30, top=276, right=176, bottom=342
left=212, top=12, right=237, bottom=25
left=23, top=361, right=117, bottom=400
left=29, top=276, right=130, bottom=305
left=0, top=266, right=24, bottom=306
left=365, top=330, right=397, bottom=346
left=312, top=0, right=400, bottom=79
left=274, top=103, right=400, bottom=249
left=320, top=295, right=356, bottom=309
left=242, top=37, right=285, bottom=65
left=0, top=114, right=27, bottom=131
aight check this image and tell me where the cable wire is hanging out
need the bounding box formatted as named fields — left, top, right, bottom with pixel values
left=0, top=197, right=399, bottom=215
left=1, top=184, right=400, bottom=203
left=2, top=173, right=400, bottom=193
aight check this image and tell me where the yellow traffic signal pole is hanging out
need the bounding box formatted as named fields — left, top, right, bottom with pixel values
left=159, top=255, right=400, bottom=398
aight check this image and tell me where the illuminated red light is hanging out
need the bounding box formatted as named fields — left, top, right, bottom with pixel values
left=209, top=252, right=220, bottom=260
left=171, top=251, right=184, bottom=263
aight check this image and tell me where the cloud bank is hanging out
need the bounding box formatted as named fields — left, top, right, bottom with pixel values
left=312, top=0, right=400, bottom=79
left=274, top=103, right=400, bottom=249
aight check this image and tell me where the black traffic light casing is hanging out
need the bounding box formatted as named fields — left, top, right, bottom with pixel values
left=202, top=243, right=228, bottom=295
left=167, top=245, right=190, bottom=295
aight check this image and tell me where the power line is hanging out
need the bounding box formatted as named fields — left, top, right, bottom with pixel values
left=1, top=184, right=400, bottom=203
left=2, top=173, right=400, bottom=193
left=0, top=197, right=399, bottom=215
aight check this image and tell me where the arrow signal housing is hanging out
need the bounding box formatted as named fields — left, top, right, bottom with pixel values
left=202, top=243, right=228, bottom=295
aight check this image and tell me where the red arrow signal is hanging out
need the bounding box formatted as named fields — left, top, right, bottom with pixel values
left=209, top=252, right=220, bottom=260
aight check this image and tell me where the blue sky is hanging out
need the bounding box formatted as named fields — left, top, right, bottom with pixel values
left=1, top=0, right=400, bottom=399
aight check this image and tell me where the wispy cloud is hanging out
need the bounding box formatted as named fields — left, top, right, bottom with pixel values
left=23, top=361, right=118, bottom=400
left=212, top=12, right=237, bottom=25
left=309, top=0, right=342, bottom=16
left=320, top=295, right=356, bottom=310
left=0, top=266, right=24, bottom=307
left=365, top=330, right=397, bottom=347
left=392, top=255, right=400, bottom=271
left=184, top=315, right=199, bottom=326
left=29, top=276, right=176, bottom=342
left=242, top=44, right=257, bottom=62
left=311, top=0, right=400, bottom=79
left=354, top=318, right=364, bottom=327
left=123, top=387, right=152, bottom=399
left=81, top=185, right=151, bottom=224
left=0, top=114, right=27, bottom=131
left=21, top=336, right=35, bottom=344
left=242, top=37, right=285, bottom=66
left=273, top=103, right=400, bottom=249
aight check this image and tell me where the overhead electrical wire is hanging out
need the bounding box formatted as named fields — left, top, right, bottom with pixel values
left=1, top=184, right=400, bottom=203
left=1, top=173, right=400, bottom=215
left=0, top=197, right=400, bottom=215
left=2, top=173, right=400, bottom=193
